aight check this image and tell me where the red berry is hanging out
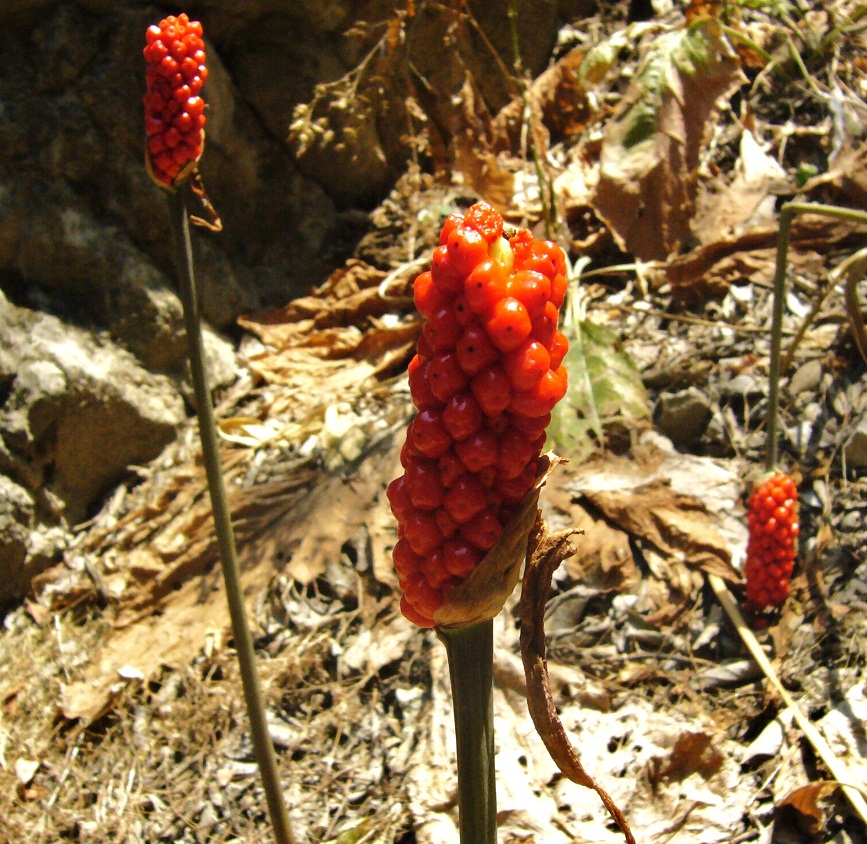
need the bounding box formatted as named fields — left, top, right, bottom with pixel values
left=403, top=575, right=442, bottom=617
left=431, top=245, right=464, bottom=294
left=496, top=428, right=535, bottom=479
left=408, top=409, right=452, bottom=458
left=404, top=458, right=445, bottom=510
left=510, top=368, right=568, bottom=417
left=434, top=508, right=459, bottom=538
left=531, top=301, right=560, bottom=347
left=509, top=270, right=550, bottom=320
left=408, top=358, right=440, bottom=411
left=440, top=538, right=482, bottom=577
left=455, top=428, right=499, bottom=472
left=403, top=511, right=442, bottom=557
left=511, top=412, right=551, bottom=440
left=452, top=295, right=475, bottom=327
left=464, top=201, right=503, bottom=243
left=498, top=460, right=537, bottom=504
left=530, top=240, right=567, bottom=276
left=456, top=323, right=500, bottom=376
left=400, top=596, right=435, bottom=628
left=428, top=352, right=470, bottom=403
left=438, top=212, right=464, bottom=246
left=485, top=298, right=532, bottom=352
left=424, top=304, right=463, bottom=353
left=447, top=225, right=489, bottom=277
left=460, top=508, right=502, bottom=551
left=549, top=273, right=568, bottom=309
left=465, top=259, right=510, bottom=314
left=393, top=538, right=423, bottom=578
left=503, top=339, right=551, bottom=391
left=414, top=271, right=448, bottom=318
left=422, top=551, right=453, bottom=588
left=471, top=365, right=512, bottom=417
left=442, top=392, right=484, bottom=441
left=438, top=450, right=466, bottom=488
left=509, top=228, right=534, bottom=266
left=443, top=474, right=488, bottom=524
left=548, top=330, right=569, bottom=370
left=387, top=476, right=415, bottom=521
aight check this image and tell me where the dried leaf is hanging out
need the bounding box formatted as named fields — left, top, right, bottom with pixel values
left=778, top=781, right=839, bottom=833
left=433, top=456, right=560, bottom=628
left=592, top=19, right=746, bottom=259
left=519, top=518, right=635, bottom=844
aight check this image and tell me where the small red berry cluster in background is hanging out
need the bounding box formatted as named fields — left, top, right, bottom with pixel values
left=143, top=13, right=208, bottom=187
left=388, top=202, right=570, bottom=627
left=744, top=472, right=799, bottom=612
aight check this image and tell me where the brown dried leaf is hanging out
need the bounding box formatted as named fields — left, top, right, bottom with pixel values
left=519, top=518, right=635, bottom=844
left=665, top=214, right=867, bottom=303
left=778, top=781, right=839, bottom=833
left=583, top=481, right=739, bottom=583
left=592, top=19, right=746, bottom=260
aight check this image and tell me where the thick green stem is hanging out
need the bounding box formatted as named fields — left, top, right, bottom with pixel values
left=768, top=201, right=867, bottom=472
left=168, top=185, right=297, bottom=844
left=439, top=621, right=497, bottom=844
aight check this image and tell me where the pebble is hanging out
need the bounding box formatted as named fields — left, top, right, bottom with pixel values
left=719, top=373, right=764, bottom=400
left=788, top=359, right=823, bottom=395
left=845, top=415, right=867, bottom=468
left=653, top=387, right=712, bottom=445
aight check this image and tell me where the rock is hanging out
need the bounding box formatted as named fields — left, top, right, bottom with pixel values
left=177, top=326, right=240, bottom=406
left=788, top=359, right=823, bottom=395
left=0, top=292, right=185, bottom=523
left=0, top=476, right=34, bottom=605
left=719, top=373, right=764, bottom=400
left=844, top=415, right=867, bottom=468
left=653, top=387, right=713, bottom=446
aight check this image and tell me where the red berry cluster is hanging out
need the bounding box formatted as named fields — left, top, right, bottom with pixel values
left=744, top=472, right=799, bottom=612
left=388, top=202, right=570, bottom=627
left=143, top=14, right=208, bottom=187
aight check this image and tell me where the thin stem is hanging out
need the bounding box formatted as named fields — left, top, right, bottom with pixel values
left=168, top=185, right=297, bottom=844
left=438, top=621, right=497, bottom=844
left=767, top=201, right=867, bottom=472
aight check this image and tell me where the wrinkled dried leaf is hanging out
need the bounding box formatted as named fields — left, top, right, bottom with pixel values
left=693, top=128, right=789, bottom=245
left=778, top=781, right=839, bottom=833
left=519, top=518, right=635, bottom=843
left=592, top=19, right=746, bottom=259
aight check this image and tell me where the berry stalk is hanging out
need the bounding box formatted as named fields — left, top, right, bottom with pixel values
left=150, top=16, right=295, bottom=843
left=439, top=622, right=497, bottom=844
left=168, top=185, right=296, bottom=844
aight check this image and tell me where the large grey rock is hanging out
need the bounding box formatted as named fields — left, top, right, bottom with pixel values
left=0, top=476, right=33, bottom=604
left=0, top=293, right=185, bottom=522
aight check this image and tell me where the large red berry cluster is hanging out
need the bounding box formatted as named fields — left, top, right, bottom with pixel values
left=143, top=14, right=208, bottom=187
left=388, top=202, right=570, bottom=627
left=744, top=472, right=799, bottom=612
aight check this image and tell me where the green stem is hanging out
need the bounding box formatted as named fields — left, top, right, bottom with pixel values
left=168, top=185, right=297, bottom=844
left=768, top=201, right=867, bottom=472
left=438, top=621, right=497, bottom=844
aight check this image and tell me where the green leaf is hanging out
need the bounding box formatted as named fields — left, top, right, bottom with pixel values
left=549, top=319, right=651, bottom=462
